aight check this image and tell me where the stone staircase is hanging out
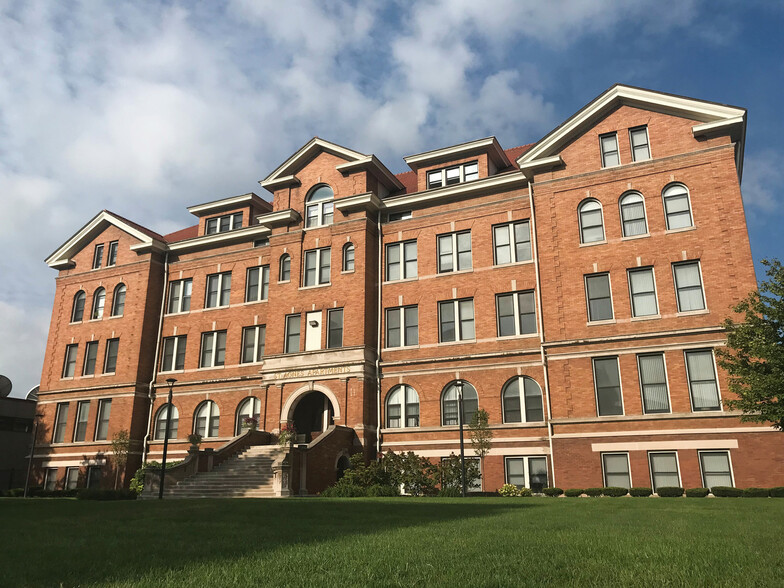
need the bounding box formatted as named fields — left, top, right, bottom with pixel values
left=164, top=445, right=285, bottom=499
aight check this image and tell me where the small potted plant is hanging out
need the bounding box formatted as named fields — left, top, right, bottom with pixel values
left=278, top=422, right=296, bottom=446
left=241, top=416, right=258, bottom=431
left=187, top=433, right=202, bottom=449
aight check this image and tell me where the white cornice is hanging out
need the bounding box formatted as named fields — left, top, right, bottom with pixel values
left=404, top=136, right=511, bottom=170
left=333, top=192, right=383, bottom=213
left=518, top=155, right=564, bottom=180
left=255, top=209, right=302, bottom=229
left=186, top=192, right=270, bottom=216
left=167, top=225, right=271, bottom=252
left=335, top=156, right=404, bottom=191
left=258, top=174, right=301, bottom=191
left=692, top=116, right=745, bottom=138
left=383, top=171, right=526, bottom=210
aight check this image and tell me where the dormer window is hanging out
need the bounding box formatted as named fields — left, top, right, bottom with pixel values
left=600, top=133, right=620, bottom=168
left=206, top=212, right=243, bottom=235
left=426, top=161, right=479, bottom=189
left=305, top=185, right=334, bottom=228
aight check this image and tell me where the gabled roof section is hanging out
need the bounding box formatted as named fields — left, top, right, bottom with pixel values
left=517, top=84, right=747, bottom=179
left=187, top=192, right=271, bottom=217
left=260, top=137, right=368, bottom=192
left=45, top=210, right=166, bottom=269
left=404, top=137, right=511, bottom=171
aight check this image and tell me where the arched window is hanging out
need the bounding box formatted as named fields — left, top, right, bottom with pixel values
left=619, top=192, right=647, bottom=237
left=71, top=291, right=86, bottom=322
left=343, top=243, right=355, bottom=272
left=154, top=404, right=179, bottom=440
left=578, top=199, right=604, bottom=244
left=385, top=385, right=420, bottom=428
left=279, top=254, right=291, bottom=282
left=662, top=184, right=693, bottom=230
left=441, top=381, right=478, bottom=426
left=235, top=397, right=261, bottom=435
left=502, top=376, right=544, bottom=423
left=91, top=287, right=106, bottom=320
left=305, top=185, right=334, bottom=228
left=194, top=400, right=220, bottom=437
left=111, top=283, right=126, bottom=317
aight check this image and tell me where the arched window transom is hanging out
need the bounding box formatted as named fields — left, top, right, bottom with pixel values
left=343, top=243, right=355, bottom=272
left=619, top=192, right=647, bottom=237
left=385, top=385, right=420, bottom=429
left=578, top=199, right=604, bottom=244
left=91, top=288, right=106, bottom=320
left=194, top=400, right=220, bottom=438
left=502, top=376, right=544, bottom=423
left=305, top=185, right=334, bottom=228
left=154, top=404, right=179, bottom=440
left=111, top=284, right=126, bottom=317
left=441, top=381, right=478, bottom=426
left=236, top=397, right=261, bottom=435
left=279, top=254, right=291, bottom=282
left=662, top=184, right=693, bottom=230
left=72, top=291, right=86, bottom=322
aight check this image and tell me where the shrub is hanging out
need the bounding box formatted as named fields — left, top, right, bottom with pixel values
left=602, top=487, right=628, bottom=497
left=321, top=484, right=366, bottom=498
left=686, top=487, right=709, bottom=498
left=565, top=488, right=583, bottom=497
left=517, top=487, right=533, bottom=497
left=742, top=487, right=770, bottom=498
left=629, top=487, right=653, bottom=497
left=438, top=486, right=462, bottom=498
left=498, top=483, right=520, bottom=497
left=712, top=486, right=742, bottom=497
left=584, top=487, right=603, bottom=497
left=383, top=451, right=438, bottom=496
left=656, top=487, right=684, bottom=497
left=770, top=487, right=784, bottom=498
left=366, top=484, right=399, bottom=497
left=543, top=487, right=564, bottom=497
left=76, top=489, right=137, bottom=501
left=6, top=488, right=25, bottom=497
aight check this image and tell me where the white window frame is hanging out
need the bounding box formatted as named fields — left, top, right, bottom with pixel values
left=629, top=126, right=651, bottom=162
left=303, top=247, right=331, bottom=287
left=627, top=267, right=659, bottom=318
left=496, top=291, right=537, bottom=337
left=284, top=314, right=301, bottom=354
left=279, top=254, right=291, bottom=282
left=504, top=456, right=549, bottom=491
left=103, top=338, right=119, bottom=374
left=438, top=298, right=475, bottom=343
left=684, top=348, right=722, bottom=412
left=241, top=325, right=266, bottom=364
left=71, top=291, right=86, bottom=323
left=601, top=452, right=632, bottom=488
left=426, top=161, right=478, bottom=189
left=385, top=306, right=418, bottom=348
left=662, top=183, right=694, bottom=230
left=585, top=272, right=614, bottom=322
left=44, top=468, right=58, bottom=491
left=111, top=283, right=126, bottom=317
left=492, top=221, right=532, bottom=265
left=619, top=192, right=648, bottom=238
left=304, top=185, right=334, bottom=228
left=636, top=353, right=671, bottom=414
left=53, top=402, right=69, bottom=443
left=161, top=335, right=187, bottom=372
left=154, top=404, right=178, bottom=440
left=501, top=376, right=544, bottom=423
left=167, top=278, right=192, bottom=314
left=91, top=288, right=106, bottom=320
left=194, top=400, right=220, bottom=438
left=599, top=132, right=620, bottom=168
left=387, top=210, right=412, bottom=222
left=245, top=265, right=270, bottom=302
left=65, top=467, right=79, bottom=490
left=205, top=272, right=232, bottom=309
left=437, top=230, right=472, bottom=273
left=648, top=451, right=682, bottom=492
left=342, top=243, right=355, bottom=272
left=94, top=398, right=112, bottom=441
left=698, top=450, right=735, bottom=489
left=578, top=200, right=605, bottom=244
left=62, top=344, right=78, bottom=378
left=327, top=308, right=343, bottom=349
left=82, top=341, right=98, bottom=376
left=92, top=243, right=104, bottom=269
left=73, top=400, right=90, bottom=442
left=206, top=212, right=243, bottom=234
left=106, top=240, right=119, bottom=267
left=235, top=397, right=261, bottom=435
left=592, top=356, right=624, bottom=417
left=673, top=261, right=706, bottom=313
left=199, top=330, right=227, bottom=368
left=385, top=385, right=420, bottom=429
left=385, top=241, right=417, bottom=281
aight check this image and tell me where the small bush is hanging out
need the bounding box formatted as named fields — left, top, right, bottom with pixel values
left=712, top=486, right=742, bottom=497
left=76, top=489, right=137, bottom=501
left=438, top=486, right=462, bottom=498
left=686, top=487, right=709, bottom=498
left=497, top=483, right=520, bottom=497
left=565, top=488, right=584, bottom=497
left=602, top=487, right=628, bottom=497
left=366, top=484, right=399, bottom=497
left=656, top=487, right=684, bottom=497
left=770, top=487, right=784, bottom=498
left=6, top=488, right=25, bottom=497
left=517, top=487, right=532, bottom=497
left=742, top=487, right=770, bottom=498
left=321, top=484, right=366, bottom=498
left=629, top=487, right=653, bottom=497
left=584, top=487, right=603, bottom=497
left=543, top=487, right=564, bottom=497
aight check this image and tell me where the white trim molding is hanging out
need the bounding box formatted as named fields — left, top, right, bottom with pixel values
left=186, top=192, right=271, bottom=216
left=404, top=136, right=511, bottom=170
left=591, top=439, right=738, bottom=452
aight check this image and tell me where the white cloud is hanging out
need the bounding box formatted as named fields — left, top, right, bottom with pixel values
left=742, top=151, right=784, bottom=216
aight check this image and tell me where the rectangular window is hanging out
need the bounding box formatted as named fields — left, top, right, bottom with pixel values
left=673, top=261, right=705, bottom=312
left=206, top=212, right=242, bottom=234
left=685, top=349, right=720, bottom=411
left=92, top=244, right=104, bottom=269
left=241, top=325, right=266, bottom=363
left=65, top=467, right=79, bottom=490
left=602, top=453, right=631, bottom=489
left=285, top=315, right=301, bottom=354
left=385, top=306, right=418, bottom=348
left=246, top=266, right=270, bottom=302
left=700, top=451, right=733, bottom=489
left=161, top=336, right=187, bottom=372
left=53, top=403, right=69, bottom=443
left=426, top=161, right=479, bottom=189
left=73, top=400, right=90, bottom=442
left=438, top=298, right=475, bottom=343
left=505, top=456, right=548, bottom=492
left=387, top=210, right=412, bottom=222
left=649, top=452, right=680, bottom=492
left=437, top=231, right=472, bottom=273
left=95, top=399, right=112, bottom=441
left=167, top=278, right=192, bottom=314
left=82, top=341, right=98, bottom=376
left=200, top=331, right=227, bottom=368
left=600, top=132, right=620, bottom=167
left=629, top=126, right=651, bottom=162
left=205, top=272, right=232, bottom=308
left=593, top=356, right=623, bottom=416
left=87, top=466, right=102, bottom=489
left=493, top=221, right=532, bottom=265
left=63, top=344, right=78, bottom=378
left=386, top=241, right=417, bottom=281
left=628, top=267, right=658, bottom=317
left=44, top=468, right=58, bottom=491
left=638, top=353, right=670, bottom=413
left=327, top=309, right=344, bottom=349
left=303, top=248, right=331, bottom=286
left=496, top=291, right=536, bottom=337
left=106, top=241, right=119, bottom=266
left=585, top=273, right=613, bottom=322
left=104, top=339, right=119, bottom=374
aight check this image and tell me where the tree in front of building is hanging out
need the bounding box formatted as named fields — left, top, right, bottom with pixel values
left=469, top=409, right=493, bottom=491
left=110, top=429, right=130, bottom=489
left=717, top=259, right=784, bottom=431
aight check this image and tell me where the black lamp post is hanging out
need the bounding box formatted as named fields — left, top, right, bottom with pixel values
left=158, top=378, right=177, bottom=499
left=456, top=379, right=467, bottom=498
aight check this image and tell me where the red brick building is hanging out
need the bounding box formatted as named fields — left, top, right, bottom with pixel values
left=33, top=85, right=784, bottom=494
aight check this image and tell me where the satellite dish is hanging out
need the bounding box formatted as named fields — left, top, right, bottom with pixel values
left=0, top=375, right=11, bottom=398
left=26, top=385, right=39, bottom=402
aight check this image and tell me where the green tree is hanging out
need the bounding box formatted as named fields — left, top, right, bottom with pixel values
left=383, top=451, right=438, bottom=496
left=469, top=409, right=493, bottom=490
left=716, top=259, right=784, bottom=431
left=110, top=430, right=131, bottom=489
left=438, top=453, right=480, bottom=493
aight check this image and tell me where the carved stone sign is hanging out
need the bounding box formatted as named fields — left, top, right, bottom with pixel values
left=272, top=366, right=352, bottom=380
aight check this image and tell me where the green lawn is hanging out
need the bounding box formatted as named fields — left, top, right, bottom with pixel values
left=2, top=497, right=783, bottom=587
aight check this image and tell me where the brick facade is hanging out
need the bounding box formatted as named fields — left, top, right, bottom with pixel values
left=33, top=85, right=784, bottom=494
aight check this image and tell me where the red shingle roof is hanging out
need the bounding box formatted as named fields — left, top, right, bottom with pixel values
left=163, top=225, right=199, bottom=243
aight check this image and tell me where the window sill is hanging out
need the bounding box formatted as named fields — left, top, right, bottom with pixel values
left=159, top=369, right=185, bottom=375
left=278, top=280, right=291, bottom=285
left=81, top=374, right=95, bottom=379
left=676, top=309, right=709, bottom=317
left=436, top=268, right=474, bottom=277
left=383, top=277, right=418, bottom=285
left=88, top=318, right=103, bottom=322
left=242, top=299, right=268, bottom=306
left=437, top=339, right=476, bottom=346
left=108, top=315, right=123, bottom=320
left=665, top=226, right=696, bottom=235
left=303, top=223, right=333, bottom=231
left=341, top=270, right=355, bottom=275
left=587, top=319, right=616, bottom=326
left=60, top=377, right=74, bottom=381
left=197, top=365, right=225, bottom=371
left=579, top=240, right=607, bottom=248
left=383, top=345, right=420, bottom=351
left=630, top=314, right=661, bottom=322
left=621, top=233, right=649, bottom=241
left=493, top=259, right=533, bottom=268
left=165, top=310, right=191, bottom=317
left=299, top=283, right=331, bottom=291
left=101, top=371, right=116, bottom=376
left=497, top=333, right=539, bottom=340
left=203, top=305, right=231, bottom=312
left=69, top=321, right=83, bottom=326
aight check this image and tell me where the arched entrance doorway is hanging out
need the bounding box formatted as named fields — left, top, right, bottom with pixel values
left=291, top=391, right=334, bottom=443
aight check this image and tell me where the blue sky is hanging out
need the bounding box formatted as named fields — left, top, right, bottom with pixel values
left=0, top=0, right=782, bottom=397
